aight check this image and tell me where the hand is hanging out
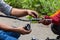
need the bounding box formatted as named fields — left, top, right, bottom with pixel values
left=17, top=27, right=32, bottom=35
left=27, top=10, right=39, bottom=18
left=41, top=19, right=52, bottom=25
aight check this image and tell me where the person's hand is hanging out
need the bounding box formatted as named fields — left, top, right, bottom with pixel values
left=41, top=19, right=52, bottom=25
left=17, top=27, right=32, bottom=35
left=27, top=10, right=39, bottom=18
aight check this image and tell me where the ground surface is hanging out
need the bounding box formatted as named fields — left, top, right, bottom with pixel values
left=0, top=12, right=58, bottom=40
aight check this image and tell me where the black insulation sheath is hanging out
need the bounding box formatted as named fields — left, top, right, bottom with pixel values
left=0, top=15, right=40, bottom=22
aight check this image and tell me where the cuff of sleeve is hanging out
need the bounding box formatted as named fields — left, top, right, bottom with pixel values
left=0, top=1, right=13, bottom=15
left=2, top=6, right=13, bottom=15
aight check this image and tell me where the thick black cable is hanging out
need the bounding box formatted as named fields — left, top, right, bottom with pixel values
left=0, top=15, right=40, bottom=22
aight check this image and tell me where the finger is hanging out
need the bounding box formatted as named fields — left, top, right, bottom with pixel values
left=38, top=21, right=42, bottom=23
left=23, top=27, right=32, bottom=33
left=20, top=30, right=32, bottom=35
left=29, top=13, right=36, bottom=18
left=38, top=19, right=44, bottom=23
left=31, top=12, right=37, bottom=18
left=21, top=30, right=31, bottom=35
left=31, top=11, right=39, bottom=18
left=24, top=29, right=32, bottom=34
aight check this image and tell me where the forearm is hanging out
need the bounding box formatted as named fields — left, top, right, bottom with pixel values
left=0, top=1, right=28, bottom=17
left=11, top=8, right=28, bottom=17
left=0, top=23, right=20, bottom=33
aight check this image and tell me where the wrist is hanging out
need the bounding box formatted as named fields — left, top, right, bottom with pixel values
left=24, top=9, right=29, bottom=15
left=5, top=27, right=20, bottom=33
left=12, top=28, right=20, bottom=33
